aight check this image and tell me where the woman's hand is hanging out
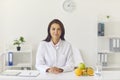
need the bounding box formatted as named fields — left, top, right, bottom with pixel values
left=46, top=67, right=63, bottom=74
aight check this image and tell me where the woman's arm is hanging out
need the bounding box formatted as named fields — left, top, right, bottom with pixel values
left=59, top=44, right=75, bottom=72
left=35, top=42, right=50, bottom=73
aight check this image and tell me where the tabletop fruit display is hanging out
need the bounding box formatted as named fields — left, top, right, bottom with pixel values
left=78, top=63, right=86, bottom=70
left=74, top=63, right=94, bottom=76
left=74, top=68, right=82, bottom=76
left=86, top=67, right=94, bottom=76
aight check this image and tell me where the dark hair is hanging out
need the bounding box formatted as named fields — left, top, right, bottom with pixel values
left=44, top=19, right=65, bottom=42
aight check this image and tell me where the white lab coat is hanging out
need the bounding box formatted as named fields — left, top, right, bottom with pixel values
left=35, top=39, right=74, bottom=73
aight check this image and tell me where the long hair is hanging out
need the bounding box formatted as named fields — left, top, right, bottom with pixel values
left=44, top=19, right=65, bottom=42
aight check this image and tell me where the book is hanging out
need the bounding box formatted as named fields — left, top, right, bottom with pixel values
left=18, top=71, right=40, bottom=77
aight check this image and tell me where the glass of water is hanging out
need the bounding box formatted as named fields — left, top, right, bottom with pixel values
left=94, top=63, right=102, bottom=78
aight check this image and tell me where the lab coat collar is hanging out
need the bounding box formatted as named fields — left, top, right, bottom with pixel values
left=50, top=39, right=62, bottom=48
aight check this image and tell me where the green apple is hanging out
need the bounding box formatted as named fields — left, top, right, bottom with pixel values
left=78, top=63, right=86, bottom=70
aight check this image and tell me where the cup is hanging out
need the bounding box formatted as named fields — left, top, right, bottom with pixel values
left=94, top=63, right=102, bottom=77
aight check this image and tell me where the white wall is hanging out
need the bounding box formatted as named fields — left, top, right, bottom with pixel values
left=1, top=0, right=120, bottom=69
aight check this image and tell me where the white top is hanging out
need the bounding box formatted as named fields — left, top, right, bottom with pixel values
left=35, top=39, right=74, bottom=73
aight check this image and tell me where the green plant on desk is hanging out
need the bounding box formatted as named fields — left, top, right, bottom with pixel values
left=13, top=36, right=25, bottom=51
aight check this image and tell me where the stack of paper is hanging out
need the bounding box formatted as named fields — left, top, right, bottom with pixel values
left=18, top=71, right=40, bottom=77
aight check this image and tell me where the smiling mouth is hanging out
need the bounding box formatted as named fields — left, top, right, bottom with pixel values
left=54, top=34, right=59, bottom=36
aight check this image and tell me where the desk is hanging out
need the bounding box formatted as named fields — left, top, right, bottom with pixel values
left=0, top=70, right=120, bottom=80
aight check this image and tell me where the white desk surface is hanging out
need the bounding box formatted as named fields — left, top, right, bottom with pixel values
left=0, top=70, right=120, bottom=80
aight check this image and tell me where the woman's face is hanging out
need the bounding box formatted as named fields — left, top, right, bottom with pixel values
left=50, top=23, right=62, bottom=40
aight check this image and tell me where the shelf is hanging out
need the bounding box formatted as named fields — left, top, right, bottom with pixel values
left=98, top=35, right=120, bottom=38
left=103, top=64, right=120, bottom=69
left=98, top=50, right=120, bottom=54
left=97, top=21, right=120, bottom=70
left=98, top=50, right=111, bottom=53
left=5, top=45, right=32, bottom=70
left=5, top=45, right=32, bottom=53
left=6, top=63, right=32, bottom=68
left=6, top=50, right=32, bottom=53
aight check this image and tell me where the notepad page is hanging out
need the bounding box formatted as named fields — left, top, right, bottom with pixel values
left=0, top=71, right=21, bottom=76
left=18, top=71, right=40, bottom=77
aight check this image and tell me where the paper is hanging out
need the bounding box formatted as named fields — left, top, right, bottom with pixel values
left=0, top=71, right=21, bottom=76
left=18, top=71, right=40, bottom=77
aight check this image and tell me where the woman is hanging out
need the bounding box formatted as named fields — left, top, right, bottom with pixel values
left=36, top=19, right=74, bottom=74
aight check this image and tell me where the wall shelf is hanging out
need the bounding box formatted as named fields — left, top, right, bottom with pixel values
left=4, top=45, right=32, bottom=70
left=97, top=21, right=120, bottom=70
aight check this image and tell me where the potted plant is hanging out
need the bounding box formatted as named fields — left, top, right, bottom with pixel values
left=13, top=36, right=25, bottom=51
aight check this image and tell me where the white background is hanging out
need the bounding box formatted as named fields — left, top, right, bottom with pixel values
left=1, top=0, right=120, bottom=69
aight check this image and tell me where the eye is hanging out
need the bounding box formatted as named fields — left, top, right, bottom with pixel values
left=57, top=28, right=61, bottom=30
left=52, top=28, right=55, bottom=30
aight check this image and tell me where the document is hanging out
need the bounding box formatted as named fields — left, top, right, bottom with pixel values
left=0, top=71, right=21, bottom=76
left=18, top=71, right=40, bottom=77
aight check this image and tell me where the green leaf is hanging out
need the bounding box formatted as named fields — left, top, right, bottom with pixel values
left=13, top=36, right=25, bottom=46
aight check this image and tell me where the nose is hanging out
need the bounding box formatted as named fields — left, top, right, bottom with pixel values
left=55, top=29, right=58, bottom=34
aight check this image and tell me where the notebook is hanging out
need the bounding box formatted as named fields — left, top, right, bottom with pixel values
left=18, top=71, right=40, bottom=77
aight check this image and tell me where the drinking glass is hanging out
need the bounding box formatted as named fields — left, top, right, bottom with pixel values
left=94, top=63, right=102, bottom=78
